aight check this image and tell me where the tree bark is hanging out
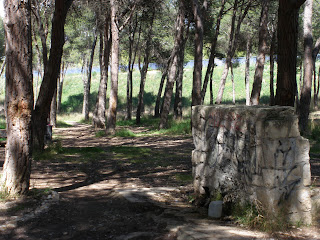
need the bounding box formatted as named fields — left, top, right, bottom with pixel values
left=200, top=0, right=226, bottom=104
left=83, top=28, right=98, bottom=122
left=275, top=0, right=305, bottom=106
left=299, top=0, right=313, bottom=133
left=2, top=0, right=33, bottom=195
left=192, top=0, right=206, bottom=106
left=93, top=18, right=111, bottom=129
left=50, top=88, right=57, bottom=127
left=174, top=41, right=185, bottom=120
left=106, top=0, right=119, bottom=134
left=250, top=0, right=269, bottom=105
left=245, top=35, right=252, bottom=106
left=269, top=26, right=276, bottom=106
left=57, top=61, right=68, bottom=113
left=33, top=0, right=73, bottom=151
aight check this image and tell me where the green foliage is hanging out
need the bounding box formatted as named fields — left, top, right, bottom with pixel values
left=95, top=130, right=106, bottom=138
left=0, top=115, right=5, bottom=129
left=28, top=188, right=52, bottom=199
left=210, top=190, right=223, bottom=201
left=311, top=125, right=320, bottom=141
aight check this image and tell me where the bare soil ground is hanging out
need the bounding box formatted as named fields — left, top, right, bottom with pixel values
left=0, top=123, right=319, bottom=240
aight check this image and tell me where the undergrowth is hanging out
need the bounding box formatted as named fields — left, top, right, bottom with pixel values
left=231, top=201, right=291, bottom=232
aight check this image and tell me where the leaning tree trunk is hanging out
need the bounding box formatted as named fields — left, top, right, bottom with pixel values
left=216, top=0, right=251, bottom=104
left=200, top=0, right=226, bottom=104
left=136, top=11, right=155, bottom=125
left=154, top=58, right=170, bottom=118
left=33, top=0, right=73, bottom=151
left=93, top=21, right=111, bottom=129
left=106, top=0, right=119, bottom=135
left=83, top=28, right=98, bottom=122
left=275, top=0, right=305, bottom=106
left=215, top=0, right=238, bottom=104
left=250, top=0, right=269, bottom=105
left=298, top=0, right=313, bottom=133
left=174, top=45, right=185, bottom=120
left=159, top=0, right=185, bottom=129
left=2, top=0, right=33, bottom=195
left=245, top=35, right=252, bottom=106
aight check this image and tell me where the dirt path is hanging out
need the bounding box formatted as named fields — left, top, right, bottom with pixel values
left=0, top=124, right=319, bottom=240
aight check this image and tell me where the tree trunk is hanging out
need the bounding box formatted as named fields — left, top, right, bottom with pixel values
left=93, top=19, right=111, bottom=129
left=209, top=69, right=214, bottom=104
left=275, top=0, right=305, bottom=106
left=126, top=15, right=139, bottom=120
left=299, top=0, right=313, bottom=133
left=83, top=28, right=98, bottom=121
left=2, top=0, right=33, bottom=195
left=50, top=88, right=57, bottom=127
left=231, top=64, right=235, bottom=104
left=269, top=27, right=276, bottom=106
left=216, top=0, right=251, bottom=104
left=192, top=0, right=206, bottom=106
left=312, top=38, right=320, bottom=108
left=136, top=11, right=155, bottom=124
left=215, top=0, right=238, bottom=104
left=200, top=0, right=226, bottom=104
left=57, top=61, right=68, bottom=113
left=174, top=44, right=185, bottom=120
left=106, top=0, right=119, bottom=134
left=160, top=0, right=185, bottom=129
left=32, top=1, right=48, bottom=74
left=154, top=60, right=169, bottom=118
left=250, top=0, right=269, bottom=105
left=245, top=35, right=252, bottom=106
left=33, top=0, right=73, bottom=151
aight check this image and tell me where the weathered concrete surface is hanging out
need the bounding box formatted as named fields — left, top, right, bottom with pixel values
left=192, top=105, right=312, bottom=224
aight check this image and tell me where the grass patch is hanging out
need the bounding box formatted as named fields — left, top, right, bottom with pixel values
left=28, top=188, right=53, bottom=199
left=56, top=121, right=73, bottom=128
left=152, top=119, right=191, bottom=136
left=174, top=173, right=193, bottom=182
left=0, top=187, right=10, bottom=201
left=114, top=128, right=136, bottom=137
left=95, top=130, right=107, bottom=137
left=33, top=141, right=104, bottom=163
left=0, top=115, right=5, bottom=129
